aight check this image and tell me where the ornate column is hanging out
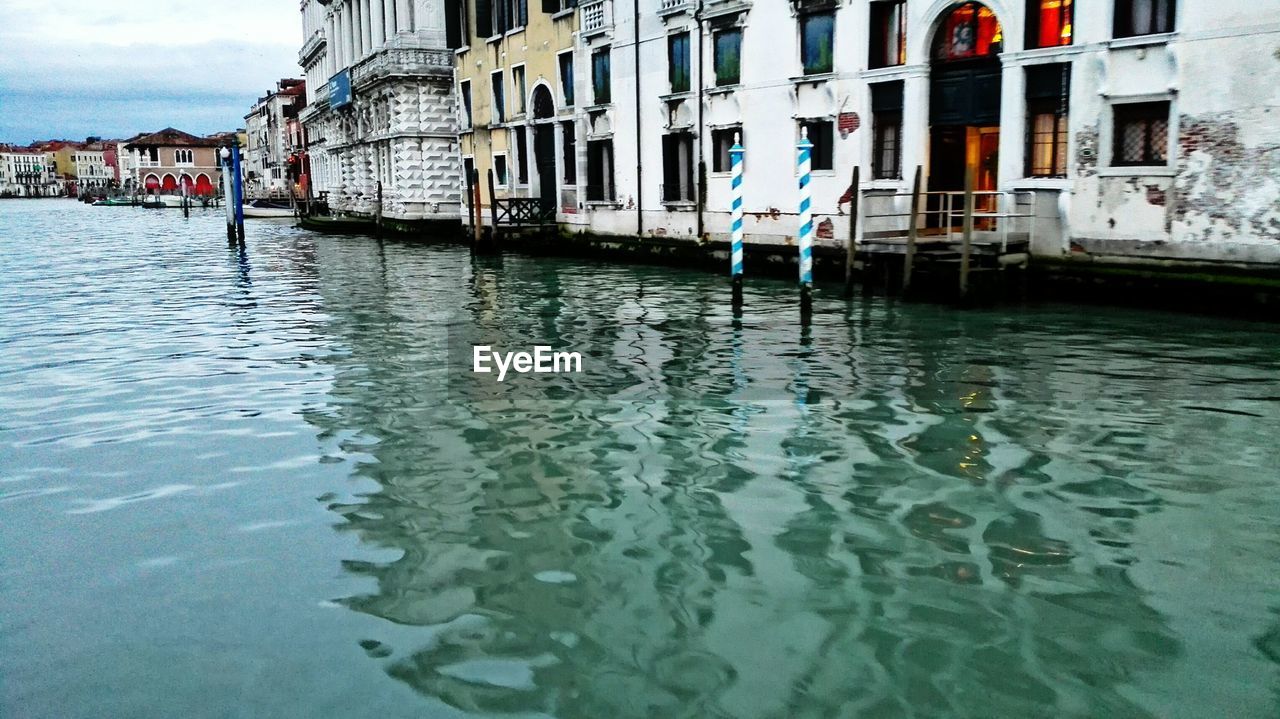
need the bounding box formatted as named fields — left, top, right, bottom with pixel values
left=326, top=12, right=337, bottom=76
left=360, top=0, right=373, bottom=58
left=342, top=1, right=355, bottom=68
left=395, top=0, right=411, bottom=34
left=371, top=0, right=385, bottom=49
left=384, top=1, right=397, bottom=44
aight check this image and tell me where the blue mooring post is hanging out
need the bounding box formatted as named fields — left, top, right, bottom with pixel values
left=221, top=150, right=235, bottom=242
left=231, top=142, right=246, bottom=243
left=729, top=134, right=745, bottom=307
left=797, top=127, right=814, bottom=319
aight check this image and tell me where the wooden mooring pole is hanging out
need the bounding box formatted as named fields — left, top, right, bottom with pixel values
left=470, top=168, right=483, bottom=248
left=901, top=165, right=922, bottom=296
left=959, top=164, right=975, bottom=300
left=843, top=165, right=859, bottom=298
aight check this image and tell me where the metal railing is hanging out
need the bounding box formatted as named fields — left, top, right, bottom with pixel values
left=581, top=0, right=610, bottom=34
left=861, top=190, right=1037, bottom=253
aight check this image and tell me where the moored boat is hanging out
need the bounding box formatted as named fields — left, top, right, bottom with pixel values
left=242, top=199, right=295, bottom=219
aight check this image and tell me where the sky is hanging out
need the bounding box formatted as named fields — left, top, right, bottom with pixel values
left=0, top=0, right=302, bottom=144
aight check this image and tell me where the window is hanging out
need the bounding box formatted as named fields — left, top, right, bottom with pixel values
left=175, top=149, right=194, bottom=164
left=713, top=27, right=742, bottom=86
left=513, top=65, right=527, bottom=114
left=491, top=70, right=505, bottom=123
left=800, top=12, right=835, bottom=75
left=540, top=0, right=578, bottom=13
left=460, top=80, right=473, bottom=128
left=1026, top=63, right=1070, bottom=177
left=712, top=127, right=743, bottom=173
left=1026, top=0, right=1072, bottom=48
left=871, top=81, right=903, bottom=179
left=591, top=48, right=611, bottom=105
left=1112, top=101, right=1169, bottom=166
left=662, top=132, right=695, bottom=203
left=1114, top=0, right=1174, bottom=38
left=935, top=2, right=1002, bottom=60
left=559, top=53, right=575, bottom=106
left=494, top=153, right=509, bottom=186
left=562, top=120, right=577, bottom=183
left=798, top=120, right=834, bottom=171
left=869, top=1, right=906, bottom=68
left=516, top=127, right=529, bottom=184
left=587, top=139, right=614, bottom=201
left=488, top=0, right=528, bottom=35
left=668, top=32, right=691, bottom=93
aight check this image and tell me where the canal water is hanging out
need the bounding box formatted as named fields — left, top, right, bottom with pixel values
left=2, top=198, right=1279, bottom=718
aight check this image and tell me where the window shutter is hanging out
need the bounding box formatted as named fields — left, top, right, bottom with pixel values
left=518, top=0, right=528, bottom=26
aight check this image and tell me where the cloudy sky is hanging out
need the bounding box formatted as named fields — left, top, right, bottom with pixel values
left=0, top=1, right=302, bottom=144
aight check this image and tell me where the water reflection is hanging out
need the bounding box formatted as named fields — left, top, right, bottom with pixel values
left=294, top=237, right=1280, bottom=717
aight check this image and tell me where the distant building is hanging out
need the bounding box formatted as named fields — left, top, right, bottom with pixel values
left=123, top=128, right=223, bottom=196
left=0, top=147, right=58, bottom=197
left=244, top=79, right=308, bottom=197
left=72, top=142, right=113, bottom=192
left=297, top=0, right=465, bottom=225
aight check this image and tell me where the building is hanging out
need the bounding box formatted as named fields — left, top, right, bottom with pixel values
left=297, top=0, right=466, bottom=225
left=123, top=128, right=223, bottom=196
left=453, top=0, right=584, bottom=226
left=72, top=142, right=114, bottom=193
left=444, top=0, right=1279, bottom=268
left=244, top=79, right=308, bottom=197
left=0, top=147, right=58, bottom=197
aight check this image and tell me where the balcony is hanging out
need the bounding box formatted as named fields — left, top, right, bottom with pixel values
left=350, top=47, right=453, bottom=89
left=580, top=0, right=611, bottom=36
left=299, top=30, right=327, bottom=67
left=658, top=0, right=691, bottom=15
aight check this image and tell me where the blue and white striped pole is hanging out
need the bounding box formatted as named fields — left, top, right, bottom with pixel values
left=729, top=134, right=744, bottom=303
left=797, top=127, right=814, bottom=314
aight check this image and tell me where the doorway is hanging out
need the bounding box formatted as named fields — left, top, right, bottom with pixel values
left=535, top=124, right=556, bottom=215
left=927, top=2, right=1003, bottom=228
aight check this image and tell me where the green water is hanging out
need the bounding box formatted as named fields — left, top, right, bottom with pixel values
left=2, top=199, right=1279, bottom=718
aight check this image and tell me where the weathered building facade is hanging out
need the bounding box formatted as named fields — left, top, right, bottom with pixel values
left=0, top=148, right=58, bottom=197
left=298, top=0, right=465, bottom=225
left=442, top=0, right=1278, bottom=267
left=454, top=0, right=584, bottom=225
left=245, top=79, right=307, bottom=197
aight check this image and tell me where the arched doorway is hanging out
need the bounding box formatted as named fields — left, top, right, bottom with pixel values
left=194, top=174, right=214, bottom=196
left=144, top=174, right=160, bottom=191
left=928, top=2, right=1003, bottom=225
left=531, top=85, right=557, bottom=215
left=161, top=174, right=178, bottom=192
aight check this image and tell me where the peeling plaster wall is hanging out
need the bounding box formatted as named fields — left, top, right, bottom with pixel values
left=1068, top=9, right=1280, bottom=264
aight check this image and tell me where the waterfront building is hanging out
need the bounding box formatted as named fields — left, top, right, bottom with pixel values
left=297, top=0, right=466, bottom=226
left=447, top=0, right=1279, bottom=268
left=0, top=147, right=58, bottom=197
left=244, top=79, right=308, bottom=197
left=453, top=0, right=585, bottom=226
left=72, top=142, right=114, bottom=193
left=123, top=128, right=223, bottom=197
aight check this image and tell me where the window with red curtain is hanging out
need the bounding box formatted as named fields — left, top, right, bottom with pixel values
left=1026, top=0, right=1072, bottom=49
left=935, top=3, right=1003, bottom=61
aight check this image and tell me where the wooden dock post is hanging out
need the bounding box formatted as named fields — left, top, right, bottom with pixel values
left=901, top=165, right=922, bottom=296
left=843, top=166, right=860, bottom=298
left=959, top=165, right=975, bottom=300
left=470, top=168, right=483, bottom=247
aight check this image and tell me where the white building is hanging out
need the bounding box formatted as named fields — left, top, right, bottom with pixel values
left=0, top=149, right=57, bottom=197
left=448, top=0, right=1279, bottom=267
left=298, top=0, right=465, bottom=225
left=245, top=79, right=307, bottom=197
left=73, top=146, right=112, bottom=192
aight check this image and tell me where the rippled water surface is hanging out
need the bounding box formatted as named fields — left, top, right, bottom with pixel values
left=3, top=199, right=1280, bottom=718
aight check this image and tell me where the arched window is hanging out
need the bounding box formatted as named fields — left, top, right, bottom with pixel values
left=933, top=2, right=1003, bottom=61
left=532, top=85, right=555, bottom=120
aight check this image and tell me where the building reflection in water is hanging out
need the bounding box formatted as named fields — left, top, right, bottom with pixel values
left=289, top=237, right=1280, bottom=718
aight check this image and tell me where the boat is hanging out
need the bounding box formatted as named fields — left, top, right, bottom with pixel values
left=242, top=199, right=296, bottom=219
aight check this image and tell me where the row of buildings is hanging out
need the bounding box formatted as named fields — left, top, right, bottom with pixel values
left=0, top=141, right=117, bottom=198
left=292, top=0, right=1278, bottom=265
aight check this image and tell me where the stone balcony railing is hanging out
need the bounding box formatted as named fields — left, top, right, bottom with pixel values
left=351, top=47, right=453, bottom=89
left=299, top=30, right=327, bottom=67
left=581, top=0, right=611, bottom=35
